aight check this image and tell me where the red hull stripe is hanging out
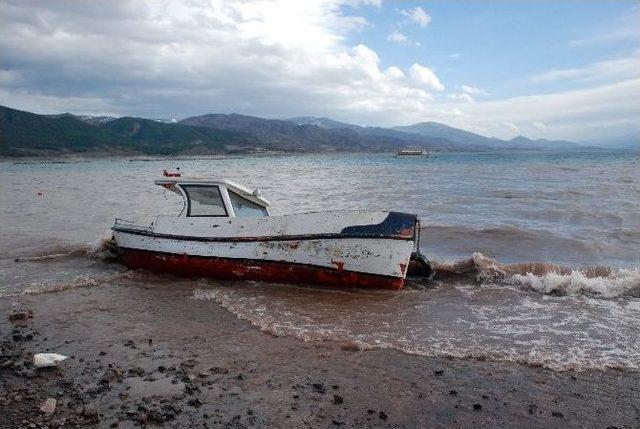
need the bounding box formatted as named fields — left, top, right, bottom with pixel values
left=119, top=248, right=405, bottom=290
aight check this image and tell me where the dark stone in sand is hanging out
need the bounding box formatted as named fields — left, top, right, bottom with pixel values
left=127, top=367, right=145, bottom=377
left=434, top=369, right=444, bottom=376
left=8, top=309, right=33, bottom=322
left=473, top=404, right=482, bottom=411
left=99, top=351, right=107, bottom=356
left=552, top=411, right=564, bottom=418
left=449, top=390, right=457, bottom=396
left=311, top=383, right=326, bottom=394
left=224, top=415, right=248, bottom=429
left=367, top=409, right=375, bottom=415
left=378, top=411, right=388, bottom=420
left=333, top=394, right=343, bottom=404
left=340, top=342, right=361, bottom=352
left=81, top=406, right=100, bottom=423
left=136, top=412, right=149, bottom=424
left=332, top=420, right=344, bottom=426
left=188, top=398, right=203, bottom=408
left=185, top=384, right=200, bottom=395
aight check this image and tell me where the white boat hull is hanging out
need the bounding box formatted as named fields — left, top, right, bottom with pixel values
left=112, top=210, right=418, bottom=289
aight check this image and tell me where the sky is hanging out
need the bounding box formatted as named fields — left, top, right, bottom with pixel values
left=0, top=0, right=638, bottom=142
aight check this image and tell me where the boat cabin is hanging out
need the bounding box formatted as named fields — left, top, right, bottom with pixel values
left=155, top=177, right=270, bottom=218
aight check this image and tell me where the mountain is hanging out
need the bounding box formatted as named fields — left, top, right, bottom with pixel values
left=0, top=106, right=258, bottom=156
left=102, top=117, right=256, bottom=155
left=179, top=113, right=428, bottom=151
left=288, top=116, right=361, bottom=130
left=1, top=106, right=133, bottom=156
left=508, top=135, right=581, bottom=150
left=76, top=115, right=117, bottom=126
left=392, top=121, right=505, bottom=148
left=288, top=116, right=485, bottom=150
left=392, top=121, right=591, bottom=150
left=1, top=104, right=595, bottom=157
left=582, top=132, right=639, bottom=150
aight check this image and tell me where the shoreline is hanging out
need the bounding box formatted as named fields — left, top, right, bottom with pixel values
left=2, top=279, right=638, bottom=428
left=2, top=146, right=631, bottom=163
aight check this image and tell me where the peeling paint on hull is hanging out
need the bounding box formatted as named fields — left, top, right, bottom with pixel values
left=119, top=248, right=405, bottom=290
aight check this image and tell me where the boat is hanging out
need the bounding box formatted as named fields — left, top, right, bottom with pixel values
left=396, top=146, right=427, bottom=156
left=110, top=176, right=432, bottom=289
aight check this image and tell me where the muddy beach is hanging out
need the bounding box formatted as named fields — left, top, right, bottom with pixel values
left=2, top=276, right=639, bottom=429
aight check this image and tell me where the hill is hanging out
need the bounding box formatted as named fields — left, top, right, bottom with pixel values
left=0, top=107, right=131, bottom=156
left=180, top=113, right=416, bottom=151
left=102, top=117, right=256, bottom=155
left=0, top=106, right=259, bottom=156
left=1, top=104, right=593, bottom=157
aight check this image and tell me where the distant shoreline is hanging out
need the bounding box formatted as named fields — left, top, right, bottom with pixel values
left=2, top=146, right=636, bottom=163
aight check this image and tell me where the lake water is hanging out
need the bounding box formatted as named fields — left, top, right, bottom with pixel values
left=1, top=150, right=639, bottom=371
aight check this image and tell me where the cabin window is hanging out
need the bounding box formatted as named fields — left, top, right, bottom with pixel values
left=182, top=185, right=228, bottom=217
left=228, top=189, right=268, bottom=217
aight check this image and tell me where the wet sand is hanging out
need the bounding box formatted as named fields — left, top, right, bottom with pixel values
left=1, top=279, right=639, bottom=429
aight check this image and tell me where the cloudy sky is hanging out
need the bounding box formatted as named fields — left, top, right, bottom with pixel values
left=1, top=0, right=638, bottom=141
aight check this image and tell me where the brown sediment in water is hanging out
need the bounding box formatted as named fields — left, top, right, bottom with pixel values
left=1, top=278, right=638, bottom=428
left=434, top=252, right=613, bottom=281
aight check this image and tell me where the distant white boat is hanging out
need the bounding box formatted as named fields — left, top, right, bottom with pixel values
left=110, top=176, right=432, bottom=289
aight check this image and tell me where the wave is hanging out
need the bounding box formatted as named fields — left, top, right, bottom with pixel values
left=1, top=270, right=133, bottom=298
left=432, top=252, right=639, bottom=298
left=192, top=286, right=640, bottom=372
left=6, top=237, right=116, bottom=262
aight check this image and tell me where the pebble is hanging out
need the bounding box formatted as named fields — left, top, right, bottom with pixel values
left=311, top=383, right=326, bottom=394
left=8, top=310, right=33, bottom=322
left=40, top=398, right=57, bottom=414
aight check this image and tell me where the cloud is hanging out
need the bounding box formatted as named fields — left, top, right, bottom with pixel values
left=0, top=0, right=443, bottom=119
left=530, top=54, right=640, bottom=84
left=387, top=30, right=408, bottom=44
left=447, top=93, right=474, bottom=103
left=386, top=30, right=419, bottom=46
left=532, top=121, right=547, bottom=130
left=409, top=64, right=445, bottom=91
left=400, top=7, right=431, bottom=28
left=460, top=85, right=487, bottom=95
left=0, top=0, right=638, bottom=142
left=444, top=78, right=640, bottom=140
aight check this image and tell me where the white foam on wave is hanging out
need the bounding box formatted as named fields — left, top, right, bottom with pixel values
left=192, top=280, right=640, bottom=373
left=508, top=268, right=640, bottom=298
left=435, top=252, right=640, bottom=298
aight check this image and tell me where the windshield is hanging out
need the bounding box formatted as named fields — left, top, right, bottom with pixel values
left=181, top=185, right=228, bottom=217
left=228, top=189, right=268, bottom=217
